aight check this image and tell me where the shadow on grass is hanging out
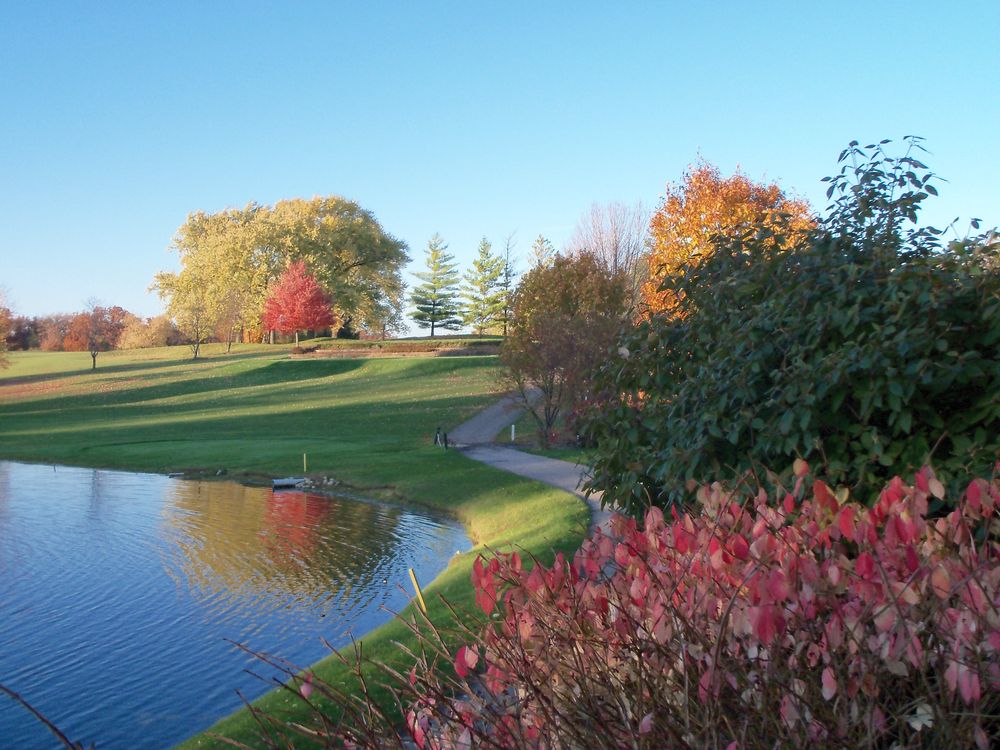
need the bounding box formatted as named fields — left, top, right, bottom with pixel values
left=0, top=349, right=282, bottom=388
left=0, top=358, right=368, bottom=414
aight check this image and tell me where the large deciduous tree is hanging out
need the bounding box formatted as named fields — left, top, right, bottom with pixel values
left=566, top=201, right=650, bottom=313
left=38, top=314, right=73, bottom=351
left=410, top=234, right=462, bottom=336
left=153, top=196, right=408, bottom=344
left=461, top=237, right=506, bottom=335
left=155, top=274, right=214, bottom=359
left=502, top=253, right=630, bottom=446
left=63, top=304, right=127, bottom=369
left=262, top=261, right=336, bottom=345
left=118, top=314, right=177, bottom=349
left=642, top=161, right=813, bottom=315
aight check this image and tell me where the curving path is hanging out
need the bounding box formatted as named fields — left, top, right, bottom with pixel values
left=449, top=392, right=613, bottom=534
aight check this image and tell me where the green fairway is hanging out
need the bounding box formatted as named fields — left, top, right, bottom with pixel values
left=0, top=344, right=589, bottom=747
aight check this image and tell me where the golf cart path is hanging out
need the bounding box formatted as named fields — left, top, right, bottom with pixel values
left=450, top=392, right=612, bottom=534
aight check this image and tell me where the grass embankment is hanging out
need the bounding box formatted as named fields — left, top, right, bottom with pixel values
left=498, top=409, right=593, bottom=465
left=0, top=344, right=589, bottom=748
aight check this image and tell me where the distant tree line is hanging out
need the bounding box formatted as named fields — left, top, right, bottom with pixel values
left=409, top=201, right=649, bottom=340
left=3, top=308, right=183, bottom=353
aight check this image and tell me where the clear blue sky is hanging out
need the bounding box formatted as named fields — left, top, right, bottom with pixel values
left=2, top=1, right=998, bottom=320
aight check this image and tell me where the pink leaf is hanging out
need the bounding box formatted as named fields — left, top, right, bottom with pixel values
left=944, top=660, right=960, bottom=694
left=454, top=646, right=478, bottom=678
left=930, top=564, right=951, bottom=599
left=821, top=667, right=837, bottom=700
left=639, top=712, right=654, bottom=734
left=959, top=665, right=981, bottom=704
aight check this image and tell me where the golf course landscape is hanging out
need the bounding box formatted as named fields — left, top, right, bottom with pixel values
left=0, top=343, right=589, bottom=747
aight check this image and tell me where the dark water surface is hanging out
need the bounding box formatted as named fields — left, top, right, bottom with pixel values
left=0, top=461, right=470, bottom=749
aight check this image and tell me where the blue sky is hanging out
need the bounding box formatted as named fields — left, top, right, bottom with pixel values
left=2, top=1, right=998, bottom=321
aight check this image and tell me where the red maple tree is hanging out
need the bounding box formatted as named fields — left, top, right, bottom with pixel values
left=262, top=261, right=335, bottom=345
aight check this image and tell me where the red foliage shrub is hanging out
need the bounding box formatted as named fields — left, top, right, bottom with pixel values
left=412, top=466, right=998, bottom=749
left=250, top=466, right=999, bottom=749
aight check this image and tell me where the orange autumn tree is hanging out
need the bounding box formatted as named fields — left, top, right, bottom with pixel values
left=642, top=162, right=814, bottom=315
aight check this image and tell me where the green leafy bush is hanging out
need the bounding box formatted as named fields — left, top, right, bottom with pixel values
left=584, top=139, right=1000, bottom=514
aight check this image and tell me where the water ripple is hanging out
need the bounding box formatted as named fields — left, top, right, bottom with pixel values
left=0, top=461, right=470, bottom=749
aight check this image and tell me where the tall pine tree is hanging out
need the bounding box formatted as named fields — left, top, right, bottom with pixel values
left=529, top=234, right=555, bottom=268
left=500, top=233, right=518, bottom=336
left=461, top=237, right=506, bottom=335
left=410, top=234, right=462, bottom=336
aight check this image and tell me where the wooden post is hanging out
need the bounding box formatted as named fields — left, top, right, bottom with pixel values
left=408, top=568, right=428, bottom=613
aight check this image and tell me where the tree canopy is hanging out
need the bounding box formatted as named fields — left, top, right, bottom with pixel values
left=262, top=261, right=335, bottom=345
left=63, top=304, right=127, bottom=369
left=153, top=196, right=408, bottom=344
left=584, top=139, right=1000, bottom=515
left=642, top=162, right=813, bottom=314
left=502, top=252, right=630, bottom=445
left=410, top=234, right=462, bottom=336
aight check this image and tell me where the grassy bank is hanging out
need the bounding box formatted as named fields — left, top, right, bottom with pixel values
left=499, top=409, right=593, bottom=465
left=0, top=344, right=589, bottom=747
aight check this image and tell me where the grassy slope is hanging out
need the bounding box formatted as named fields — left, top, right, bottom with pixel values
left=499, top=409, right=593, bottom=466
left=0, top=344, right=589, bottom=747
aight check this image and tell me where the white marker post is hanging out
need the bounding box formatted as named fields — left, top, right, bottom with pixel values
left=511, top=424, right=516, bottom=442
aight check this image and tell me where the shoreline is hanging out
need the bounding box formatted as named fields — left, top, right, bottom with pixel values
left=0, top=349, right=589, bottom=748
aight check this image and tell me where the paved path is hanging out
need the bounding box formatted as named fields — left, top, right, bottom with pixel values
left=450, top=392, right=612, bottom=535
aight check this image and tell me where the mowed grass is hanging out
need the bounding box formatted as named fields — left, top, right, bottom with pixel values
left=0, top=344, right=589, bottom=748
left=498, top=409, right=593, bottom=466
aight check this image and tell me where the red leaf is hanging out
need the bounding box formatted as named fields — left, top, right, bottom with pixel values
left=855, top=552, right=875, bottom=579
left=837, top=506, right=855, bottom=539
left=454, top=646, right=478, bottom=678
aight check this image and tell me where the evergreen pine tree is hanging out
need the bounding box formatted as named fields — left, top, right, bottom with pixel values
left=500, top=234, right=518, bottom=336
left=529, top=234, right=556, bottom=268
left=461, top=237, right=506, bottom=335
left=410, top=234, right=462, bottom=336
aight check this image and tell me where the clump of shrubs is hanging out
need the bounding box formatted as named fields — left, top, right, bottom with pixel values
left=252, top=465, right=999, bottom=749
left=584, top=139, right=1000, bottom=513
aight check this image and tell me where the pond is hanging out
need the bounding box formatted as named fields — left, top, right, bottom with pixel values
left=0, top=461, right=471, bottom=749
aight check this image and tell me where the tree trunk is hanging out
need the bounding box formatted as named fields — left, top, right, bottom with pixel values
left=91, top=352, right=97, bottom=370
left=295, top=330, right=299, bottom=346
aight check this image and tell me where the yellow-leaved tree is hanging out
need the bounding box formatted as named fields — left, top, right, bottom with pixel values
left=642, top=162, right=814, bottom=315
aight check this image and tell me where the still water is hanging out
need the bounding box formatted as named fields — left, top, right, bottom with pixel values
left=0, top=461, right=470, bottom=749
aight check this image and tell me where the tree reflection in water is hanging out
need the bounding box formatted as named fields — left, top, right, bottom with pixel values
left=160, top=483, right=418, bottom=627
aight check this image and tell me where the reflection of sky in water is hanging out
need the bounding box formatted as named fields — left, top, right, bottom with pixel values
left=0, top=461, right=470, bottom=749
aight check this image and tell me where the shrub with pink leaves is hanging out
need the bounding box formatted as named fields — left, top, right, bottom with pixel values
left=252, top=465, right=999, bottom=749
